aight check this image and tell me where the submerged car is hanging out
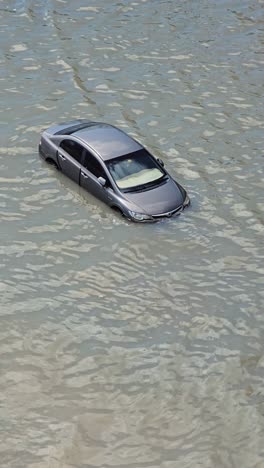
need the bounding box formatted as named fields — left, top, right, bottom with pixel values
left=39, top=120, right=190, bottom=221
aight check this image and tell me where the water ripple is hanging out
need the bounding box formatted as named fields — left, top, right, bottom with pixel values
left=0, top=0, right=263, bottom=467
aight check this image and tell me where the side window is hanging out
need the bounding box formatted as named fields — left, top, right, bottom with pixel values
left=60, top=140, right=83, bottom=164
left=83, top=150, right=108, bottom=181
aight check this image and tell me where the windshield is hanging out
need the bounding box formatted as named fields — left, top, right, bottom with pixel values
left=106, top=149, right=165, bottom=191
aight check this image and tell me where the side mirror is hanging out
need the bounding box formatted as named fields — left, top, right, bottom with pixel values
left=98, top=176, right=106, bottom=187
left=157, top=158, right=164, bottom=167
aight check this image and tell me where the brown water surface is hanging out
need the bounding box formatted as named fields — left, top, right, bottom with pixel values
left=0, top=1, right=263, bottom=467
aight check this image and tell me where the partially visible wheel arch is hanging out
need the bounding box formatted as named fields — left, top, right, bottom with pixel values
left=46, top=158, right=59, bottom=169
left=111, top=206, right=124, bottom=217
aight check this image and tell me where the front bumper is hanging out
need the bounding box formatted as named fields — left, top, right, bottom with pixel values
left=150, top=195, right=190, bottom=221
left=151, top=204, right=183, bottom=220
left=129, top=197, right=190, bottom=223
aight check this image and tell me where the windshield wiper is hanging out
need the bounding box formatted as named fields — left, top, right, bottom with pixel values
left=124, top=184, right=149, bottom=193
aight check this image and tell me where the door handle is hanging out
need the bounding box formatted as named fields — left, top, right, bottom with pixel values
left=58, top=153, right=66, bottom=161
left=81, top=172, right=88, bottom=179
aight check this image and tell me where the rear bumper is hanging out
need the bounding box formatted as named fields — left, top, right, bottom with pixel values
left=38, top=144, right=45, bottom=159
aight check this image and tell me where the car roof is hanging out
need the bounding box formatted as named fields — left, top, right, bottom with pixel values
left=73, top=123, right=142, bottom=161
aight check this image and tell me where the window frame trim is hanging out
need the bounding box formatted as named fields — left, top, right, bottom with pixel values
left=58, top=136, right=116, bottom=189
left=59, top=138, right=85, bottom=166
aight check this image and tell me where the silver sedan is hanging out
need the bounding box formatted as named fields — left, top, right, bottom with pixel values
left=39, top=120, right=190, bottom=222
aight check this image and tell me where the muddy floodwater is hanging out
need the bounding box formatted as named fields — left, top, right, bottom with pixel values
left=0, top=1, right=264, bottom=467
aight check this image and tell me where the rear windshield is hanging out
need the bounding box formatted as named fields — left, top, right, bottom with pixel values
left=106, top=149, right=165, bottom=191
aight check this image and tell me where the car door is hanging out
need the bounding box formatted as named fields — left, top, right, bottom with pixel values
left=57, top=139, right=83, bottom=184
left=80, top=149, right=113, bottom=204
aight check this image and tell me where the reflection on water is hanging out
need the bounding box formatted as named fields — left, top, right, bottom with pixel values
left=0, top=1, right=263, bottom=467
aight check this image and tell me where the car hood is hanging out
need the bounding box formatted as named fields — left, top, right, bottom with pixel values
left=124, top=178, right=185, bottom=215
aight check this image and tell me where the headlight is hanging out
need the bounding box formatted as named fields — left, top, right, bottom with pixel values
left=128, top=211, right=153, bottom=221
left=183, top=194, right=190, bottom=207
